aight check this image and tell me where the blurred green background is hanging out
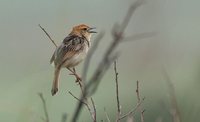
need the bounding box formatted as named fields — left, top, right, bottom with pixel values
left=0, top=0, right=200, bottom=121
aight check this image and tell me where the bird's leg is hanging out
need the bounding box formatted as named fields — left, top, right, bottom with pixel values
left=67, top=67, right=84, bottom=94
left=67, top=67, right=82, bottom=82
left=72, top=67, right=82, bottom=82
left=72, top=67, right=76, bottom=73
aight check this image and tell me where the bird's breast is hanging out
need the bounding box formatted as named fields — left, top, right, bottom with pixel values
left=63, top=42, right=89, bottom=67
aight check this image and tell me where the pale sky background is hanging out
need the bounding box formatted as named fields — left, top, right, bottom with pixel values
left=0, top=0, right=200, bottom=122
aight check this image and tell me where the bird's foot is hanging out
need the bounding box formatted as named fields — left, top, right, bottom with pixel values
left=69, top=73, right=82, bottom=83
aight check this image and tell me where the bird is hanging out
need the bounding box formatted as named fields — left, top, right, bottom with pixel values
left=50, top=24, right=96, bottom=96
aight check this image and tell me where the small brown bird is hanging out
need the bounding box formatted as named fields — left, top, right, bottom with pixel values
left=50, top=24, right=96, bottom=96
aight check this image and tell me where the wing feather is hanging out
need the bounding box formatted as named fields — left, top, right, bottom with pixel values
left=50, top=35, right=85, bottom=66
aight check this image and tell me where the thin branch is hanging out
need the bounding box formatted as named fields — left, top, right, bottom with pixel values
left=141, top=110, right=145, bottom=121
left=136, top=81, right=145, bottom=122
left=91, top=98, right=97, bottom=122
left=162, top=67, right=181, bottom=122
left=68, top=91, right=95, bottom=122
left=68, top=91, right=87, bottom=105
left=38, top=24, right=57, bottom=47
left=71, top=53, right=119, bottom=122
left=114, top=61, right=121, bottom=122
left=118, top=97, right=145, bottom=121
left=69, top=68, right=96, bottom=122
left=104, top=108, right=111, bottom=122
left=136, top=81, right=140, bottom=101
left=38, top=93, right=50, bottom=122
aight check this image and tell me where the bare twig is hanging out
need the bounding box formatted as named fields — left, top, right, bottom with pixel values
left=104, top=108, right=111, bottom=122
left=136, top=81, right=140, bottom=101
left=72, top=53, right=118, bottom=121
left=68, top=91, right=87, bottom=105
left=69, top=68, right=96, bottom=122
left=141, top=110, right=145, bottom=122
left=38, top=93, right=50, bottom=122
left=68, top=91, right=96, bottom=122
left=114, top=61, right=121, bottom=122
left=38, top=24, right=57, bottom=47
left=118, top=97, right=145, bottom=121
left=136, top=81, right=145, bottom=122
left=162, top=67, right=181, bottom=122
left=91, top=98, right=97, bottom=122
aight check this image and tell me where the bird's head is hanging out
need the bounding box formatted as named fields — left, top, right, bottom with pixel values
left=70, top=24, right=96, bottom=40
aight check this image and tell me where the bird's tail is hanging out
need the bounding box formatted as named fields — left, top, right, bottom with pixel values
left=51, top=67, right=61, bottom=96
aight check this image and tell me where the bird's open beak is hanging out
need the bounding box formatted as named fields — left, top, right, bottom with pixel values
left=88, top=27, right=97, bottom=33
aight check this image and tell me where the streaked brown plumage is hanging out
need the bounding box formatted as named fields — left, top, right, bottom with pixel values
left=50, top=24, right=96, bottom=96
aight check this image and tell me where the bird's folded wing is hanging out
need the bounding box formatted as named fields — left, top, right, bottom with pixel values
left=51, top=35, right=85, bottom=66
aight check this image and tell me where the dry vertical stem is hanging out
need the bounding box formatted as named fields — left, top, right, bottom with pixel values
left=68, top=68, right=96, bottom=122
left=38, top=93, right=50, bottom=122
left=118, top=97, right=145, bottom=121
left=116, top=80, right=145, bottom=121
left=136, top=81, right=145, bottom=122
left=114, top=61, right=121, bottom=122
left=136, top=81, right=140, bottom=101
left=91, top=98, right=97, bottom=122
left=162, top=67, right=181, bottom=122
left=104, top=108, right=111, bottom=122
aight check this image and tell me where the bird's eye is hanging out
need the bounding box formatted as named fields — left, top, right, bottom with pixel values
left=83, top=28, right=87, bottom=31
